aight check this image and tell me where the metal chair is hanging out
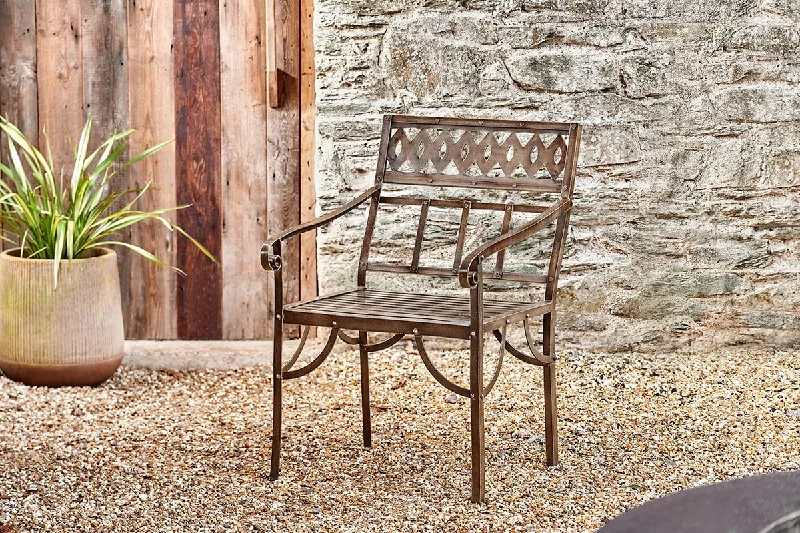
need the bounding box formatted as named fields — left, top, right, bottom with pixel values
left=261, top=115, right=582, bottom=502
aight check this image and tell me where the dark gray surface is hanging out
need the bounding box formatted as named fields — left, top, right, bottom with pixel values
left=598, top=471, right=800, bottom=533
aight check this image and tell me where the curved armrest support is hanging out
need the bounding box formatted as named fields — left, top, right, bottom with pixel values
left=261, top=184, right=380, bottom=270
left=458, top=197, right=572, bottom=287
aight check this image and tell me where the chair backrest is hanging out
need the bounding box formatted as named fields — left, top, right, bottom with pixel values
left=357, top=115, right=582, bottom=288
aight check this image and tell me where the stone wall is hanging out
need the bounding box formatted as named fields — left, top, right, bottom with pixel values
left=312, top=0, right=800, bottom=352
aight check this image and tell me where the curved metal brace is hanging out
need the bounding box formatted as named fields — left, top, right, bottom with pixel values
left=338, top=331, right=406, bottom=353
left=492, top=319, right=553, bottom=366
left=281, top=325, right=310, bottom=372
left=482, top=323, right=506, bottom=396
left=338, top=330, right=360, bottom=345
left=414, top=334, right=470, bottom=398
left=524, top=317, right=553, bottom=365
left=492, top=329, right=538, bottom=365
left=282, top=327, right=340, bottom=380
left=364, top=333, right=406, bottom=353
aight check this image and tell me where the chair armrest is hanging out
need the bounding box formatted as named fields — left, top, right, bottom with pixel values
left=261, top=184, right=380, bottom=270
left=458, top=197, right=572, bottom=288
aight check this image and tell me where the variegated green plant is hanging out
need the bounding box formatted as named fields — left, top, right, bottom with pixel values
left=0, top=115, right=214, bottom=285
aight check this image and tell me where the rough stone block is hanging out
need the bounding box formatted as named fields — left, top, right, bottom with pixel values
left=505, top=49, right=619, bottom=93
left=708, top=84, right=800, bottom=122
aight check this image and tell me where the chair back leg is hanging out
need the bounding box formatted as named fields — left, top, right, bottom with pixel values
left=543, top=312, right=559, bottom=466
left=269, top=316, right=284, bottom=480
left=358, top=331, right=372, bottom=448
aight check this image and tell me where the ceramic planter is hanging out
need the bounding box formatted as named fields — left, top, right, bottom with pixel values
left=0, top=247, right=124, bottom=386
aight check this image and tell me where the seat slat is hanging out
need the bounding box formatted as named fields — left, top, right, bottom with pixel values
left=315, top=291, right=512, bottom=318
left=361, top=289, right=533, bottom=312
left=294, top=292, right=468, bottom=315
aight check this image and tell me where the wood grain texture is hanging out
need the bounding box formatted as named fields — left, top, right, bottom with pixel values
left=35, top=0, right=84, bottom=175
left=0, top=0, right=38, bottom=251
left=174, top=0, right=223, bottom=339
left=219, top=0, right=270, bottom=339
left=299, top=0, right=317, bottom=303
left=0, top=0, right=38, bottom=157
left=126, top=0, right=177, bottom=339
left=267, top=0, right=301, bottom=335
left=82, top=0, right=132, bottom=333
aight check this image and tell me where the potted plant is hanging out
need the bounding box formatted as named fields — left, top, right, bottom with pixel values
left=0, top=115, right=213, bottom=386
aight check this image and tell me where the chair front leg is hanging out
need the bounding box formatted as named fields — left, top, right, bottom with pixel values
left=469, top=267, right=486, bottom=503
left=542, top=311, right=558, bottom=466
left=358, top=331, right=372, bottom=448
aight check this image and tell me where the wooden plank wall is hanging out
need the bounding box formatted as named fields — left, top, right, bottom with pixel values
left=0, top=0, right=317, bottom=340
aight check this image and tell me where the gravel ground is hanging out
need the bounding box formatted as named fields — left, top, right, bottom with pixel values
left=1, top=343, right=799, bottom=532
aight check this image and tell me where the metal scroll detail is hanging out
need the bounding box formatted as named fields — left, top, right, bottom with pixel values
left=414, top=334, right=471, bottom=398
left=492, top=318, right=553, bottom=365
left=338, top=331, right=406, bottom=352
left=282, top=327, right=340, bottom=380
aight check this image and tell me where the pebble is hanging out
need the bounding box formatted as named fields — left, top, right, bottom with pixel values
left=1, top=347, right=798, bottom=532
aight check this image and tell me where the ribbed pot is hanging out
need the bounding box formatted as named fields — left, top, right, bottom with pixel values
left=0, top=247, right=124, bottom=386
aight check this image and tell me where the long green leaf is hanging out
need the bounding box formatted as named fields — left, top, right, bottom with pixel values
left=88, top=240, right=185, bottom=274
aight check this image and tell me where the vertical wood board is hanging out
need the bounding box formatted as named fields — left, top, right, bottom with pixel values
left=126, top=0, right=177, bottom=339
left=219, top=0, right=270, bottom=339
left=0, top=0, right=38, bottom=252
left=35, top=0, right=84, bottom=176
left=174, top=0, right=223, bottom=339
left=0, top=0, right=38, bottom=157
left=82, top=0, right=132, bottom=333
left=299, top=0, right=317, bottom=304
left=267, top=0, right=301, bottom=335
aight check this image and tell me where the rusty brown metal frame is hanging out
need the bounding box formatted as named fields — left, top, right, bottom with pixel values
left=262, top=115, right=582, bottom=502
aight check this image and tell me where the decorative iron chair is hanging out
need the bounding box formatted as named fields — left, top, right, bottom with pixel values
left=261, top=115, right=582, bottom=502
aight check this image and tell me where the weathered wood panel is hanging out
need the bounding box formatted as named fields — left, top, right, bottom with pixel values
left=300, top=0, right=317, bottom=304
left=267, top=0, right=301, bottom=336
left=0, top=0, right=38, bottom=252
left=126, top=0, right=177, bottom=339
left=219, top=0, right=270, bottom=339
left=0, top=0, right=38, bottom=158
left=35, top=0, right=84, bottom=174
left=82, top=0, right=133, bottom=332
left=174, top=0, right=223, bottom=339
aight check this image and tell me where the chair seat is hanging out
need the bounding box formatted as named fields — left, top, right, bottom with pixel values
left=283, top=288, right=553, bottom=339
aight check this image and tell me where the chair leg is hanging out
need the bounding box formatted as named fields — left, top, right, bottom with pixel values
left=470, top=333, right=485, bottom=503
left=543, top=312, right=558, bottom=466
left=269, top=319, right=283, bottom=480
left=358, top=331, right=372, bottom=448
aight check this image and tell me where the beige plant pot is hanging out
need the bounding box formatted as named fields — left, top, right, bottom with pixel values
left=0, top=247, right=124, bottom=386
